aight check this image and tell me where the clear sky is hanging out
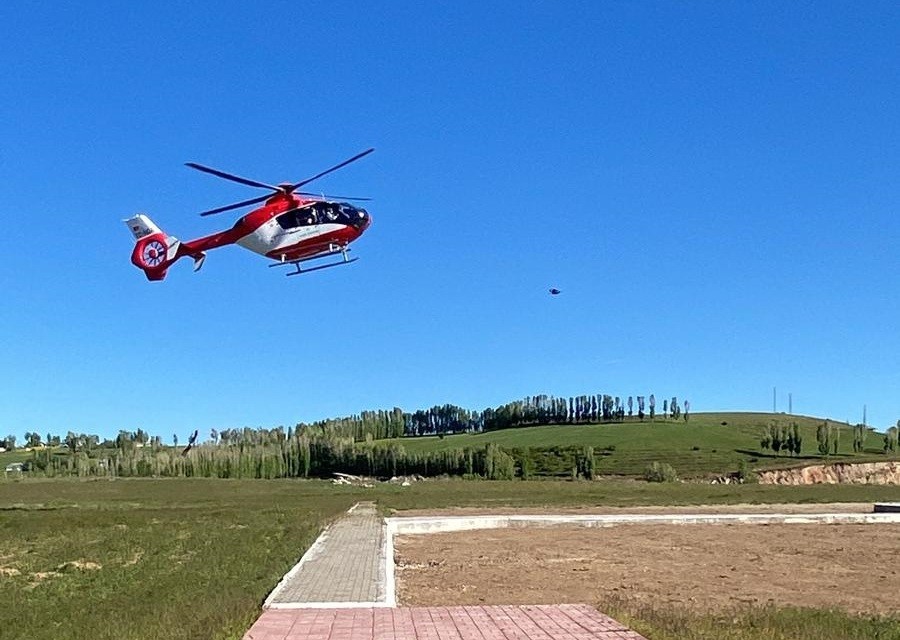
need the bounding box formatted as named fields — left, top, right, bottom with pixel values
left=1, top=1, right=899, bottom=443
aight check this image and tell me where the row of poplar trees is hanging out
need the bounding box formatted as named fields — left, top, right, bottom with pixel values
left=25, top=434, right=598, bottom=481
left=296, top=392, right=688, bottom=440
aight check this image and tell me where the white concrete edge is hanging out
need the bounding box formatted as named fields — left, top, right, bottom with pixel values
left=267, top=601, right=393, bottom=609
left=384, top=512, right=900, bottom=536
left=382, top=518, right=396, bottom=607
left=263, top=502, right=365, bottom=610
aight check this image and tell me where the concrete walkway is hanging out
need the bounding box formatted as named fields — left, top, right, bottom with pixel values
left=265, top=502, right=387, bottom=608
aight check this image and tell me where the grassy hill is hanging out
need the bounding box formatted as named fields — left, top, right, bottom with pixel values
left=2, top=413, right=894, bottom=480
left=374, top=412, right=892, bottom=478
left=0, top=449, right=35, bottom=464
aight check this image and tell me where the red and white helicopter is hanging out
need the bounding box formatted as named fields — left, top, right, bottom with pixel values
left=125, top=148, right=374, bottom=280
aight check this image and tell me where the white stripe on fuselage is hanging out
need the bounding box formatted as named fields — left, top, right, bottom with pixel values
left=236, top=219, right=347, bottom=255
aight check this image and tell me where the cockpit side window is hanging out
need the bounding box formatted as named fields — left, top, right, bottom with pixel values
left=276, top=206, right=318, bottom=230
left=275, top=209, right=301, bottom=230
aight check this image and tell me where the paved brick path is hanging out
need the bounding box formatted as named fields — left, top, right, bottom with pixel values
left=245, top=605, right=646, bottom=640
left=267, top=502, right=385, bottom=606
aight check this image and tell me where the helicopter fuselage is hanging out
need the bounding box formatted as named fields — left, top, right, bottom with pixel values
left=185, top=194, right=371, bottom=263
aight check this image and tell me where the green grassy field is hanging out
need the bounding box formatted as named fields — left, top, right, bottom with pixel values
left=0, top=449, right=37, bottom=464
left=375, top=412, right=892, bottom=477
left=0, top=479, right=370, bottom=640
left=2, top=477, right=899, bottom=640
left=604, top=599, right=900, bottom=640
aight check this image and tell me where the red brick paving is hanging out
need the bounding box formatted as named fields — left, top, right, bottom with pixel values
left=243, top=605, right=646, bottom=640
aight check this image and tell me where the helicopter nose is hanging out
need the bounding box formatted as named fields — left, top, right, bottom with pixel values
left=357, top=208, right=371, bottom=229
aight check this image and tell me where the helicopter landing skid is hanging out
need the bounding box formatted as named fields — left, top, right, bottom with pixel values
left=269, top=245, right=357, bottom=277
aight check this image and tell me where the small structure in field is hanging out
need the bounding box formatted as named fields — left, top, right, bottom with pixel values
left=4, top=462, right=24, bottom=476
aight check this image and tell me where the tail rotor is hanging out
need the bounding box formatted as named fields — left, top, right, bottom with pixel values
left=125, top=214, right=204, bottom=281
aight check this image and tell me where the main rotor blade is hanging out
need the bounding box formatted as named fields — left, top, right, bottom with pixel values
left=291, top=148, right=374, bottom=191
left=186, top=162, right=280, bottom=192
left=297, top=192, right=373, bottom=202
left=199, top=193, right=272, bottom=217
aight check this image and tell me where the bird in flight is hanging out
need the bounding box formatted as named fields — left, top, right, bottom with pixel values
left=549, top=288, right=561, bottom=295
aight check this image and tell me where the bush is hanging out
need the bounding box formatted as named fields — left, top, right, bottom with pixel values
left=484, top=443, right=516, bottom=480
left=518, top=453, right=534, bottom=479
left=576, top=445, right=596, bottom=480
left=644, top=461, right=679, bottom=483
left=736, top=460, right=750, bottom=483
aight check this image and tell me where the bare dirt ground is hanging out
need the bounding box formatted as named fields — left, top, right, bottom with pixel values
left=394, top=522, right=900, bottom=615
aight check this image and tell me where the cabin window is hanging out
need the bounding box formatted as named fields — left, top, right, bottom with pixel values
left=276, top=208, right=318, bottom=229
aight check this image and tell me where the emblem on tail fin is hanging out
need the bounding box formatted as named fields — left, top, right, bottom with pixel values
left=125, top=214, right=195, bottom=281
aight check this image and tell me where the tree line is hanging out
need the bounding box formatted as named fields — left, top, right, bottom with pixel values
left=21, top=433, right=600, bottom=482
left=1, top=390, right=691, bottom=451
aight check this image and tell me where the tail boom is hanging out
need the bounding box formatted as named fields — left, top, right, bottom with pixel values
left=125, top=214, right=205, bottom=281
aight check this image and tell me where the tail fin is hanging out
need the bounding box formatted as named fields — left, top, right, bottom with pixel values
left=125, top=214, right=205, bottom=281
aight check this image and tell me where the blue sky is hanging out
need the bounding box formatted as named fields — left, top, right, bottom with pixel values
left=1, top=1, right=899, bottom=442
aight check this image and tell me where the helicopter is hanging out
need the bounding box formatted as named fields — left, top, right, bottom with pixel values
left=125, top=148, right=374, bottom=280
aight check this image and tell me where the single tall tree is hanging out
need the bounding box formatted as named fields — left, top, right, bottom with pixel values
left=852, top=424, right=865, bottom=453
left=816, top=421, right=831, bottom=456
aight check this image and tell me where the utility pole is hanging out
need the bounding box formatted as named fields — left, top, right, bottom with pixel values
left=788, top=393, right=792, bottom=414
left=773, top=387, right=776, bottom=413
left=863, top=405, right=867, bottom=427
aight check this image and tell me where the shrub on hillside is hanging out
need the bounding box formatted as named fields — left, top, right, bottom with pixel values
left=576, top=445, right=596, bottom=480
left=484, top=443, right=516, bottom=480
left=644, top=461, right=679, bottom=483
left=736, top=459, right=756, bottom=483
